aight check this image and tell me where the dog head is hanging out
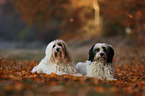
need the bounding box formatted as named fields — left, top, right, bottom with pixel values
left=88, top=43, right=114, bottom=63
left=45, top=39, right=72, bottom=64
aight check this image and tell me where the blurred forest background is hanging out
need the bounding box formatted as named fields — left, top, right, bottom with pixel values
left=0, top=0, right=144, bottom=48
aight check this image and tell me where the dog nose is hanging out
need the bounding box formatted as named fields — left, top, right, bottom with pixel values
left=100, top=53, right=104, bottom=56
left=56, top=48, right=60, bottom=52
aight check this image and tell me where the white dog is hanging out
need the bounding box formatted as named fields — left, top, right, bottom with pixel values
left=76, top=43, right=115, bottom=80
left=31, top=39, right=78, bottom=75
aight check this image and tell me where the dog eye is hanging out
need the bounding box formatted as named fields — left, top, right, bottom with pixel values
left=102, top=47, right=107, bottom=52
left=95, top=48, right=100, bottom=52
left=58, top=43, right=62, bottom=46
left=53, top=45, right=56, bottom=48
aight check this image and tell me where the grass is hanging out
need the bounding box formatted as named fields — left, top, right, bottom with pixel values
left=0, top=49, right=44, bottom=61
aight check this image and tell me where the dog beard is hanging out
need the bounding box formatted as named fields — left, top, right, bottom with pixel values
left=96, top=57, right=107, bottom=63
left=53, top=50, right=65, bottom=64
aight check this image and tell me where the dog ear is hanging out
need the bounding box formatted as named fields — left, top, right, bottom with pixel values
left=88, top=44, right=95, bottom=62
left=62, top=43, right=68, bottom=57
left=107, top=45, right=114, bottom=63
left=62, top=42, right=73, bottom=62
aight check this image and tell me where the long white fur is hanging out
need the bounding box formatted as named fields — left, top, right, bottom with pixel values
left=31, top=39, right=78, bottom=75
left=75, top=43, right=115, bottom=80
left=86, top=61, right=115, bottom=80
left=75, top=61, right=91, bottom=75
left=76, top=61, right=115, bottom=80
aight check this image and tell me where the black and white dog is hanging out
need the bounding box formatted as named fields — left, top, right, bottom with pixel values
left=76, top=43, right=115, bottom=80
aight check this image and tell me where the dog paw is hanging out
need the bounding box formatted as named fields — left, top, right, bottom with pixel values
left=107, top=78, right=117, bottom=81
left=31, top=66, right=37, bottom=73
left=73, top=73, right=83, bottom=77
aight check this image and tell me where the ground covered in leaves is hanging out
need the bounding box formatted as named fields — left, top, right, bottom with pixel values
left=0, top=37, right=145, bottom=96
left=0, top=57, right=145, bottom=96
